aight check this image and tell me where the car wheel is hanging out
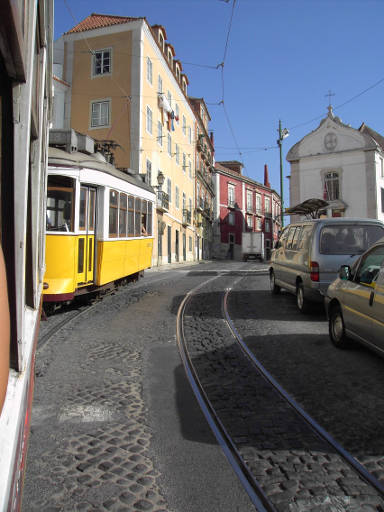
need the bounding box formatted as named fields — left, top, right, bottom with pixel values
left=296, top=283, right=310, bottom=313
left=270, top=271, right=280, bottom=294
left=329, top=305, right=350, bottom=348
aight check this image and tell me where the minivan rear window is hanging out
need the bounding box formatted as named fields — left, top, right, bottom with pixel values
left=319, top=224, right=384, bottom=255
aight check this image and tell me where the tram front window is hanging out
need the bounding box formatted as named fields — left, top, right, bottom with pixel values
left=46, top=176, right=74, bottom=232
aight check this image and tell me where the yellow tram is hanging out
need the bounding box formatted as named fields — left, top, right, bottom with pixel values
left=44, top=136, right=155, bottom=308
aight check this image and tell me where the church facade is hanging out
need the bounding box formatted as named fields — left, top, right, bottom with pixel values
left=287, top=106, right=384, bottom=222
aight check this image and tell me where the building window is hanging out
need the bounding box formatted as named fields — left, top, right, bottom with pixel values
left=147, top=57, right=153, bottom=84
left=175, top=186, right=180, bottom=209
left=382, top=188, right=384, bottom=213
left=146, top=159, right=152, bottom=185
left=159, top=32, right=164, bottom=50
left=182, top=153, right=186, bottom=173
left=324, top=171, right=339, bottom=200
left=158, top=75, right=163, bottom=94
left=146, top=106, right=153, bottom=134
left=256, top=217, right=261, bottom=230
left=157, top=121, right=163, bottom=146
left=182, top=115, right=186, bottom=135
left=167, top=134, right=172, bottom=156
left=188, top=126, right=192, bottom=144
left=265, top=196, right=271, bottom=213
left=188, top=160, right=192, bottom=179
left=167, top=178, right=172, bottom=203
left=256, top=194, right=261, bottom=212
left=91, top=99, right=110, bottom=128
left=246, top=190, right=253, bottom=212
left=246, top=215, right=253, bottom=230
left=381, top=158, right=384, bottom=178
left=93, top=48, right=111, bottom=76
left=189, top=236, right=192, bottom=251
left=175, top=143, right=180, bottom=164
left=228, top=211, right=235, bottom=226
left=175, top=104, right=179, bottom=125
left=189, top=197, right=192, bottom=212
left=228, top=184, right=235, bottom=207
left=265, top=219, right=271, bottom=232
left=182, top=192, right=186, bottom=211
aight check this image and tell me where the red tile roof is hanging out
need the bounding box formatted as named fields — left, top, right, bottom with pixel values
left=65, top=13, right=144, bottom=34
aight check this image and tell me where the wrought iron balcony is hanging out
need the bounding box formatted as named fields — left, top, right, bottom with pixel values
left=182, top=209, right=191, bottom=225
left=203, top=207, right=213, bottom=221
left=156, top=190, right=169, bottom=211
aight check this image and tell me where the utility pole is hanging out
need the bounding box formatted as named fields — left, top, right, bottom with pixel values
left=277, top=120, right=289, bottom=228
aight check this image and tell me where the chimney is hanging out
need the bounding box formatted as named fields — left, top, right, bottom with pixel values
left=264, top=164, right=271, bottom=188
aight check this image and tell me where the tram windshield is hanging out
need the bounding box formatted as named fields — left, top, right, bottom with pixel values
left=46, top=176, right=74, bottom=232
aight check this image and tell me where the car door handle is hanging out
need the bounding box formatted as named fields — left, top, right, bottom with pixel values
left=369, top=290, right=374, bottom=306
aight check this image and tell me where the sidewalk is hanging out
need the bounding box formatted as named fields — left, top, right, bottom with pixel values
left=146, top=259, right=213, bottom=272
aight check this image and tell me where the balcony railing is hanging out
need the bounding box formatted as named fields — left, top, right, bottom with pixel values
left=182, top=209, right=191, bottom=225
left=156, top=190, right=169, bottom=211
left=203, top=207, right=213, bottom=221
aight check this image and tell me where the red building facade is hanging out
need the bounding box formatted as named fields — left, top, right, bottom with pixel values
left=213, top=161, right=281, bottom=260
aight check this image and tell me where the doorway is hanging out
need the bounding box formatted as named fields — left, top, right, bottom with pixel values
left=77, top=185, right=96, bottom=286
left=167, top=225, right=171, bottom=263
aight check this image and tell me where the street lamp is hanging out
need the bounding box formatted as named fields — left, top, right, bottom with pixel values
left=156, top=170, right=165, bottom=190
left=277, top=120, right=289, bottom=228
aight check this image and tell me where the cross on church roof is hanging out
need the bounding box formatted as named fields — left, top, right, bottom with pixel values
left=325, top=89, right=335, bottom=107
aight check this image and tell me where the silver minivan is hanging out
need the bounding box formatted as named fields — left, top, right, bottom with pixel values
left=269, top=218, right=384, bottom=313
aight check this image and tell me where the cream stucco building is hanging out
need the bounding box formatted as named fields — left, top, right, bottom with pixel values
left=53, top=14, right=196, bottom=265
left=287, top=106, right=384, bottom=222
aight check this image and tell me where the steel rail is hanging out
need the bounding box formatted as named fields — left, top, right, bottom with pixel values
left=176, top=277, right=277, bottom=512
left=222, top=285, right=384, bottom=498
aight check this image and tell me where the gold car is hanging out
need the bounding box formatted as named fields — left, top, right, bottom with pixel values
left=325, top=240, right=384, bottom=356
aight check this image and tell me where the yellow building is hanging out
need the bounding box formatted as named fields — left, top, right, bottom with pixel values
left=54, top=14, right=196, bottom=265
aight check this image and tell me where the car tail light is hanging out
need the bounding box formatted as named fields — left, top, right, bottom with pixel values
left=310, top=261, right=319, bottom=282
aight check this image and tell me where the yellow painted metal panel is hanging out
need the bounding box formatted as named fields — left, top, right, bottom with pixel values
left=96, top=239, right=153, bottom=286
left=44, top=235, right=77, bottom=295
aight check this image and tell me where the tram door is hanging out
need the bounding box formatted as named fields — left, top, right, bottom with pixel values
left=77, top=186, right=96, bottom=286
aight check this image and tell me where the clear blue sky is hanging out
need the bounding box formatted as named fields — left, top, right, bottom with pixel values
left=54, top=0, right=384, bottom=205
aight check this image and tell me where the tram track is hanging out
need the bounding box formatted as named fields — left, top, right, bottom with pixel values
left=177, top=274, right=384, bottom=511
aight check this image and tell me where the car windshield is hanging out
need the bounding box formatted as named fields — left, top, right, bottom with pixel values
left=319, top=224, right=384, bottom=255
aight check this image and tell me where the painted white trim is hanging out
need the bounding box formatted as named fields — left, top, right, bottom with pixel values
left=48, top=167, right=155, bottom=202
left=90, top=47, right=113, bottom=79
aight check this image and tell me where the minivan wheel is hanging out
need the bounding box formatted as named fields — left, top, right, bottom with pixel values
left=329, top=305, right=350, bottom=348
left=296, top=283, right=310, bottom=313
left=270, top=271, right=280, bottom=294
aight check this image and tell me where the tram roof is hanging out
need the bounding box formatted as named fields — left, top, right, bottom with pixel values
left=48, top=147, right=155, bottom=194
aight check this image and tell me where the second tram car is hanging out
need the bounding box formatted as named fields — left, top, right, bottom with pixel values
left=44, top=131, right=155, bottom=309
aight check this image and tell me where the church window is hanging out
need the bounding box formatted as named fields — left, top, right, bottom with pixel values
left=324, top=172, right=339, bottom=201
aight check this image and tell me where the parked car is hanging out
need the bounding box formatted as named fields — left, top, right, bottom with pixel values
left=269, top=218, right=384, bottom=313
left=325, top=238, right=384, bottom=356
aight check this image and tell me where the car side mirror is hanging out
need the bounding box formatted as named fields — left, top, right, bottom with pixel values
left=339, top=265, right=352, bottom=281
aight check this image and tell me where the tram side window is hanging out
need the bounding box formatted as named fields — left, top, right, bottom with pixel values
left=46, top=176, right=74, bottom=231
left=134, top=197, right=141, bottom=236
left=147, top=202, right=153, bottom=236
left=128, top=195, right=134, bottom=236
left=109, top=189, right=118, bottom=237
left=119, top=193, right=128, bottom=237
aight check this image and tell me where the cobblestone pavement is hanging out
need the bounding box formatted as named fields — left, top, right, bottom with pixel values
left=227, top=274, right=384, bottom=483
left=22, top=263, right=255, bottom=512
left=182, top=275, right=384, bottom=511
left=24, top=285, right=170, bottom=512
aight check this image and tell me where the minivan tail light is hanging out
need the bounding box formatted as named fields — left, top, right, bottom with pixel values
left=310, top=261, right=319, bottom=282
